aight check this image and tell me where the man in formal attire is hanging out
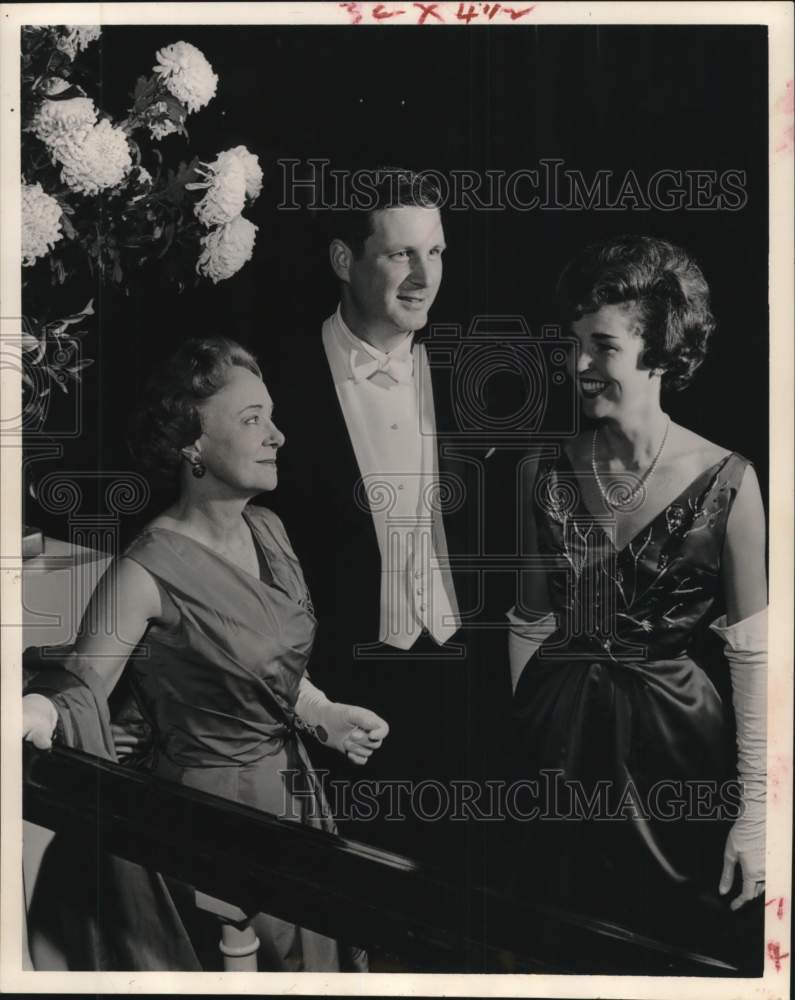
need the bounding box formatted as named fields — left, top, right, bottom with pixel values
left=267, top=169, right=490, bottom=862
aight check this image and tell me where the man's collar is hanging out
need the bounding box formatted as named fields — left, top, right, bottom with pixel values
left=334, top=304, right=415, bottom=363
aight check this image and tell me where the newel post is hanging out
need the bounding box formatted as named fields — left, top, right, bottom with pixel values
left=194, top=891, right=260, bottom=972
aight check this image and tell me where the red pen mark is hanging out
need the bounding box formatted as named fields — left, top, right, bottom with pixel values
left=779, top=124, right=795, bottom=155
left=373, top=3, right=406, bottom=18
left=413, top=2, right=444, bottom=23
left=340, top=1, right=364, bottom=24
left=483, top=2, right=503, bottom=18
left=456, top=2, right=480, bottom=23
left=503, top=4, right=536, bottom=18
left=774, top=79, right=794, bottom=154
left=779, top=78, right=794, bottom=114
left=765, top=896, right=786, bottom=920
left=767, top=941, right=790, bottom=972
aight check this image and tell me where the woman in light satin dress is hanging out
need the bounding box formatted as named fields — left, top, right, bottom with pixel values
left=24, top=337, right=388, bottom=971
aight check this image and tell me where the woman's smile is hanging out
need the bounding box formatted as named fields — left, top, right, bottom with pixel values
left=579, top=376, right=611, bottom=398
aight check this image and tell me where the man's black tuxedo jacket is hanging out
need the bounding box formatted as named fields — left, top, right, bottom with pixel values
left=264, top=330, right=487, bottom=702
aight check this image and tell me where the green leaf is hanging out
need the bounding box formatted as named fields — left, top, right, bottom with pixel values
left=45, top=299, right=95, bottom=337
left=21, top=330, right=41, bottom=354
left=119, top=236, right=148, bottom=248
left=131, top=74, right=160, bottom=113
left=132, top=74, right=151, bottom=101
left=160, top=93, right=187, bottom=122
left=60, top=214, right=77, bottom=239
left=157, top=222, right=176, bottom=259
left=47, top=84, right=85, bottom=102
left=66, top=358, right=94, bottom=373
left=174, top=156, right=201, bottom=186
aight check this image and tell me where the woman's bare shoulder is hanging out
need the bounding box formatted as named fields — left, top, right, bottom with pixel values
left=142, top=509, right=182, bottom=533
left=87, top=553, right=162, bottom=624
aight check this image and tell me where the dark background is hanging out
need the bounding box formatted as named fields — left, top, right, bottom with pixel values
left=24, top=24, right=769, bottom=541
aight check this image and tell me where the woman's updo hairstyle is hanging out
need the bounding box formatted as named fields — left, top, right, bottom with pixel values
left=556, top=235, right=716, bottom=390
left=129, top=337, right=262, bottom=485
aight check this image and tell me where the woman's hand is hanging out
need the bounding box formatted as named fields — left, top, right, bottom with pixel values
left=719, top=818, right=765, bottom=911
left=22, top=693, right=58, bottom=750
left=110, top=721, right=151, bottom=761
left=294, top=676, right=389, bottom=764
left=316, top=703, right=389, bottom=765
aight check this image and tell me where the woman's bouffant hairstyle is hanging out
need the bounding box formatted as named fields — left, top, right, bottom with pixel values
left=556, top=235, right=716, bottom=390
left=128, top=337, right=262, bottom=485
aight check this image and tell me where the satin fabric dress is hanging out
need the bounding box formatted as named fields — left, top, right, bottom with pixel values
left=511, top=450, right=761, bottom=961
left=26, top=505, right=367, bottom=972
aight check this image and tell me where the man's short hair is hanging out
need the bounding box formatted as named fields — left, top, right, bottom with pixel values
left=325, top=166, right=442, bottom=258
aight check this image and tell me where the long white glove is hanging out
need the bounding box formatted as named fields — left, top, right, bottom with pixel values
left=22, top=693, right=59, bottom=750
left=710, top=607, right=767, bottom=910
left=294, top=675, right=389, bottom=766
left=506, top=606, right=557, bottom=694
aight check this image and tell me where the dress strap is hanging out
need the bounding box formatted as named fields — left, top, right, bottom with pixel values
left=532, top=450, right=579, bottom=529
left=720, top=451, right=751, bottom=489
left=244, top=505, right=314, bottom=612
left=696, top=451, right=751, bottom=522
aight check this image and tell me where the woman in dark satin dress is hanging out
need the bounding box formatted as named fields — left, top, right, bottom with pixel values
left=23, top=338, right=388, bottom=971
left=507, top=236, right=767, bottom=968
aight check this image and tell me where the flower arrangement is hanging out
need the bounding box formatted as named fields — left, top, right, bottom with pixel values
left=22, top=26, right=260, bottom=283
left=20, top=25, right=263, bottom=411
left=21, top=300, right=96, bottom=428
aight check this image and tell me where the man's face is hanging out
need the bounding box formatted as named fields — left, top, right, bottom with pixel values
left=341, top=206, right=446, bottom=340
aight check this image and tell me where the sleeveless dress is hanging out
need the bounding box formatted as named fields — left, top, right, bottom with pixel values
left=510, top=449, right=762, bottom=962
left=26, top=505, right=367, bottom=972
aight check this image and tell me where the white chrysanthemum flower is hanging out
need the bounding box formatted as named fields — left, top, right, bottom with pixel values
left=21, top=182, right=63, bottom=266
left=196, top=216, right=258, bottom=284
left=55, top=26, right=102, bottom=60
left=33, top=95, right=98, bottom=150
left=136, top=166, right=153, bottom=187
left=59, top=119, right=132, bottom=196
left=190, top=154, right=247, bottom=227
left=222, top=146, right=263, bottom=201
left=153, top=41, right=218, bottom=114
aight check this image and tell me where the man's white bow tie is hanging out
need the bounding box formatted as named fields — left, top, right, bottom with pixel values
left=350, top=349, right=414, bottom=384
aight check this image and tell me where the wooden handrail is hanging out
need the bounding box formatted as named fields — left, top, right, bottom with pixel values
left=23, top=744, right=740, bottom=975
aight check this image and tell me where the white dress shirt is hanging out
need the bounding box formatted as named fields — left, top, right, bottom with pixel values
left=322, top=305, right=460, bottom=650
